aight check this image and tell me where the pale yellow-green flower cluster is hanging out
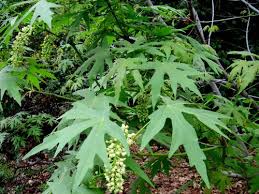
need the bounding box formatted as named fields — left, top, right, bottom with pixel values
left=104, top=124, right=135, bottom=193
left=55, top=47, right=64, bottom=67
left=10, top=26, right=32, bottom=66
left=41, top=35, right=55, bottom=62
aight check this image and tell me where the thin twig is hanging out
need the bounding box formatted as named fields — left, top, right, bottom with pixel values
left=44, top=29, right=85, bottom=62
left=200, top=14, right=259, bottom=23
left=187, top=0, right=206, bottom=43
left=24, top=87, right=76, bottom=102
left=69, top=41, right=85, bottom=62
left=105, top=0, right=134, bottom=43
left=245, top=8, right=255, bottom=60
left=208, top=0, right=215, bottom=45
left=146, top=0, right=167, bottom=25
left=132, top=122, right=150, bottom=141
left=248, top=95, right=259, bottom=100
left=137, top=146, right=222, bottom=157
left=240, top=0, right=259, bottom=14
left=222, top=170, right=244, bottom=179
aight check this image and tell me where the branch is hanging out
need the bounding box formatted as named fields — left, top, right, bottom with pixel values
left=187, top=0, right=206, bottom=43
left=136, top=146, right=222, bottom=157
left=200, top=14, right=259, bottom=23
left=25, top=88, right=76, bottom=102
left=105, top=0, right=134, bottom=43
left=208, top=0, right=215, bottom=45
left=68, top=40, right=85, bottom=62
left=245, top=8, right=255, bottom=60
left=146, top=0, right=167, bottom=25
left=240, top=0, right=259, bottom=14
left=44, top=29, right=85, bottom=62
left=221, top=170, right=244, bottom=179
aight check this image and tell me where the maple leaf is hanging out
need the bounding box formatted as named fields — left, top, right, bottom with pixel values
left=132, top=58, right=204, bottom=107
left=75, top=46, right=111, bottom=84
left=102, top=58, right=146, bottom=100
left=0, top=132, right=8, bottom=148
left=114, top=38, right=165, bottom=57
left=0, top=67, right=22, bottom=105
left=31, top=0, right=60, bottom=29
left=229, top=60, right=259, bottom=92
left=141, top=97, right=230, bottom=187
left=23, top=91, right=129, bottom=188
left=186, top=36, right=222, bottom=74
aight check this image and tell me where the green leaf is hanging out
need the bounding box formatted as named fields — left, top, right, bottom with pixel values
left=249, top=172, right=259, bottom=193
left=228, top=51, right=259, bottom=59
left=31, top=0, right=60, bottom=28
left=146, top=157, right=171, bottom=177
left=150, top=5, right=186, bottom=18
left=75, top=46, right=110, bottom=84
left=153, top=132, right=171, bottom=148
left=114, top=38, right=165, bottom=57
left=133, top=59, right=203, bottom=107
left=17, top=63, right=56, bottom=90
left=48, top=174, right=72, bottom=194
left=0, top=132, right=8, bottom=148
left=209, top=171, right=230, bottom=192
left=130, top=178, right=152, bottom=194
left=186, top=36, right=222, bottom=74
left=175, top=180, right=193, bottom=194
left=141, top=97, right=230, bottom=187
left=0, top=67, right=22, bottom=105
left=219, top=101, right=249, bottom=126
left=152, top=26, right=173, bottom=37
left=125, top=157, right=154, bottom=187
left=132, top=69, right=144, bottom=91
left=23, top=91, right=129, bottom=189
left=103, top=58, right=146, bottom=101
left=229, top=60, right=259, bottom=92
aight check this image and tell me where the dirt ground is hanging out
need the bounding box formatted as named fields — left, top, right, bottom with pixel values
left=1, top=155, right=250, bottom=194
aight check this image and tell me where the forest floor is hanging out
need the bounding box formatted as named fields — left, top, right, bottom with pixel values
left=1, top=153, right=250, bottom=194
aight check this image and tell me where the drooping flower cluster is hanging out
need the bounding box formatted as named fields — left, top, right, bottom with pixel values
left=41, top=35, right=55, bottom=62
left=10, top=26, right=32, bottom=66
left=55, top=47, right=64, bottom=67
left=104, top=124, right=135, bottom=193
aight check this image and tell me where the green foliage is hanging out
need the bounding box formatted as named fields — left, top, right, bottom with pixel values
left=228, top=51, right=259, bottom=92
left=75, top=46, right=111, bottom=83
left=0, top=132, right=8, bottom=149
left=0, top=160, right=15, bottom=182
left=0, top=66, right=22, bottom=105
left=0, top=0, right=259, bottom=193
left=141, top=97, right=229, bottom=187
left=229, top=59, right=259, bottom=92
left=31, top=0, right=60, bottom=29
left=24, top=91, right=130, bottom=189
left=136, top=59, right=204, bottom=107
left=0, top=112, right=56, bottom=151
left=125, top=157, right=154, bottom=187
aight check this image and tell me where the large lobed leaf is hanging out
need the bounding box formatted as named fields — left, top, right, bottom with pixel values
left=24, top=91, right=129, bottom=189
left=0, top=67, right=22, bottom=105
left=75, top=46, right=111, bottom=84
left=31, top=0, right=60, bottom=28
left=131, top=58, right=204, bottom=107
left=229, top=60, right=259, bottom=92
left=102, top=57, right=146, bottom=101
left=141, top=97, right=230, bottom=187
